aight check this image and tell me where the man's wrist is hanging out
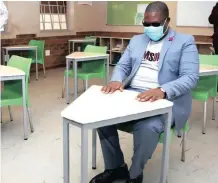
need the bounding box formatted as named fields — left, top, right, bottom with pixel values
left=159, top=87, right=167, bottom=99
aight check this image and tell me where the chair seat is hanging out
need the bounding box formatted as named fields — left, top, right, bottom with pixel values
left=1, top=89, right=23, bottom=106
left=191, top=86, right=213, bottom=101
left=64, top=70, right=105, bottom=80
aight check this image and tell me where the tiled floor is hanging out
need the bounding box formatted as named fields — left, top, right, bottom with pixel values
left=1, top=67, right=218, bottom=183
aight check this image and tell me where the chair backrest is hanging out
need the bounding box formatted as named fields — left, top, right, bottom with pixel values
left=199, top=54, right=218, bottom=95
left=5, top=55, right=32, bottom=105
left=86, top=36, right=97, bottom=45
left=199, top=54, right=218, bottom=66
left=81, top=45, right=107, bottom=74
left=84, top=36, right=90, bottom=40
left=28, top=40, right=45, bottom=63
left=81, top=36, right=97, bottom=52
left=84, top=36, right=96, bottom=41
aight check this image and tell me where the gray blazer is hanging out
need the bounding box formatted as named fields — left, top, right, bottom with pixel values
left=110, top=29, right=199, bottom=131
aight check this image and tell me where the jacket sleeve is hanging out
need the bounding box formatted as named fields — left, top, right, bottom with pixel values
left=161, top=35, right=199, bottom=100
left=209, top=6, right=218, bottom=24
left=110, top=36, right=135, bottom=83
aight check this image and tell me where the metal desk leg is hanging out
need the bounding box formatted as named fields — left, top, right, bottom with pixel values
left=22, top=77, right=28, bottom=140
left=63, top=119, right=70, bottom=183
left=73, top=60, right=78, bottom=100
left=66, top=59, right=70, bottom=104
left=2, top=49, right=5, bottom=65
left=81, top=127, right=89, bottom=183
left=202, top=101, right=207, bottom=134
left=6, top=49, right=9, bottom=65
left=73, top=42, right=75, bottom=53
left=212, top=97, right=216, bottom=120
left=68, top=41, right=71, bottom=54
left=106, top=56, right=109, bottom=84
left=92, top=129, right=97, bottom=169
left=160, top=109, right=172, bottom=183
left=35, top=48, right=38, bottom=80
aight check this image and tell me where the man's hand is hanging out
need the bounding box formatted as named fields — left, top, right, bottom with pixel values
left=136, top=88, right=165, bottom=102
left=101, top=81, right=124, bottom=94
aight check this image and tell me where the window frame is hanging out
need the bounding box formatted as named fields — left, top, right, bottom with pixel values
left=39, top=1, right=68, bottom=32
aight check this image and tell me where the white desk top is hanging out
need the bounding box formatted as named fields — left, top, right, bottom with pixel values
left=2, top=45, right=37, bottom=49
left=68, top=39, right=96, bottom=43
left=0, top=65, right=25, bottom=77
left=61, top=85, right=173, bottom=124
left=200, top=65, right=218, bottom=76
left=66, top=52, right=108, bottom=59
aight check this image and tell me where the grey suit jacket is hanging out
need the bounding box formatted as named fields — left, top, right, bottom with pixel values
left=110, top=29, right=199, bottom=131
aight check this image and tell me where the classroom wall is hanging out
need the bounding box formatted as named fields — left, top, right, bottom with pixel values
left=1, top=1, right=75, bottom=39
left=73, top=2, right=100, bottom=32
left=1, top=1, right=214, bottom=39
left=0, top=1, right=79, bottom=69
left=75, top=1, right=214, bottom=36
left=1, top=1, right=213, bottom=69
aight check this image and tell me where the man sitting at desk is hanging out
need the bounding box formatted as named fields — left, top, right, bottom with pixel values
left=90, top=1, right=199, bottom=183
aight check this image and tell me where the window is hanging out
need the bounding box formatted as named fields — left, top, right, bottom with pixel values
left=40, top=1, right=67, bottom=30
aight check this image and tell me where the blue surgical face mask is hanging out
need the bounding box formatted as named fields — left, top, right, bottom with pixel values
left=144, top=19, right=168, bottom=41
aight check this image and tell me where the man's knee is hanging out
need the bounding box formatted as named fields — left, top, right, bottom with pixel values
left=134, top=116, right=164, bottom=134
left=97, top=125, right=118, bottom=140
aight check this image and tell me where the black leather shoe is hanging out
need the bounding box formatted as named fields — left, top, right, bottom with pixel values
left=126, top=173, right=143, bottom=183
left=89, top=164, right=129, bottom=183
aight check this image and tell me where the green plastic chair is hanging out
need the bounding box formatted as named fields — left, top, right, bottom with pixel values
left=91, top=121, right=189, bottom=169
left=62, top=45, right=107, bottom=98
left=191, top=54, right=218, bottom=134
left=1, top=55, right=34, bottom=139
left=28, top=40, right=46, bottom=78
left=81, top=36, right=97, bottom=52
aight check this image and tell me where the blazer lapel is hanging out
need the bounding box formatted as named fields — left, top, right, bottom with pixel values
left=124, top=35, right=150, bottom=86
left=134, top=34, right=150, bottom=68
left=158, top=29, right=175, bottom=71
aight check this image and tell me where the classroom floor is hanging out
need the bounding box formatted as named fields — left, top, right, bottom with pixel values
left=1, top=67, right=218, bottom=183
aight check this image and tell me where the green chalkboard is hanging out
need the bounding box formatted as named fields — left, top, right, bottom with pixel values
left=107, top=1, right=152, bottom=26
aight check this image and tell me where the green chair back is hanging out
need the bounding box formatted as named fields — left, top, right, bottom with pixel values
left=28, top=40, right=45, bottom=64
left=1, top=55, right=32, bottom=107
left=80, top=45, right=107, bottom=77
left=81, top=36, right=97, bottom=52
left=199, top=54, right=218, bottom=65
left=84, top=36, right=96, bottom=41
left=199, top=54, right=218, bottom=94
